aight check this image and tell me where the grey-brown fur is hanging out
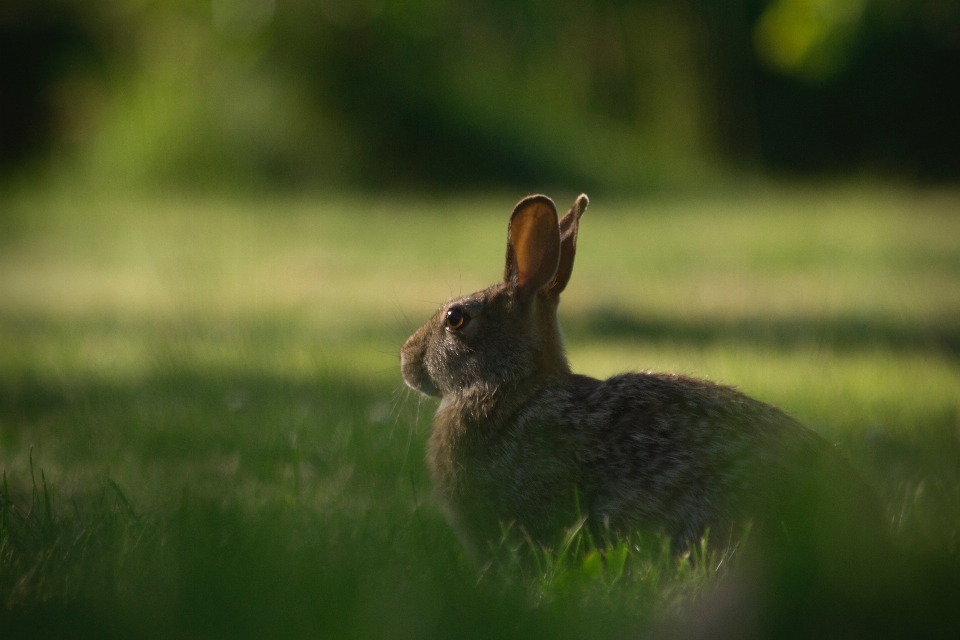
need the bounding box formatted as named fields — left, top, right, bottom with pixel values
left=401, top=194, right=858, bottom=556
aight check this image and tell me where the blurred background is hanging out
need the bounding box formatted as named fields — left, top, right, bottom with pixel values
left=3, top=0, right=959, bottom=193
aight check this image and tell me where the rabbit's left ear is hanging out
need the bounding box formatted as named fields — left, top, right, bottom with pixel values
left=543, top=194, right=588, bottom=298
left=504, top=195, right=561, bottom=301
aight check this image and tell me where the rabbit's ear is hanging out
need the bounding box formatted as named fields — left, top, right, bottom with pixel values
left=543, top=194, right=588, bottom=297
left=504, top=195, right=561, bottom=300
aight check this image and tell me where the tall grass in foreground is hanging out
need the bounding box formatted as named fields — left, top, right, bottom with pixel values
left=1, top=447, right=726, bottom=639
left=1, top=186, right=959, bottom=637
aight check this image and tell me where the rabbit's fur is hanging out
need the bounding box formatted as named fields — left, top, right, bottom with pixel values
left=401, top=194, right=864, bottom=556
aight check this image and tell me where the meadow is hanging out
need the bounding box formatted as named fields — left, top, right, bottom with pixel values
left=1, top=185, right=959, bottom=638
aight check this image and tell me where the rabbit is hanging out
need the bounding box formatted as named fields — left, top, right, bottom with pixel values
left=401, top=194, right=875, bottom=558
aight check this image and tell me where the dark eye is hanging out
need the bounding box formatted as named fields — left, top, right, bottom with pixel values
left=445, top=307, right=468, bottom=331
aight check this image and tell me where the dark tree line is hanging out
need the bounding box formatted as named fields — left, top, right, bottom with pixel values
left=2, top=0, right=958, bottom=190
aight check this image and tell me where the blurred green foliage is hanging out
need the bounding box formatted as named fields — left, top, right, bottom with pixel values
left=2, top=0, right=959, bottom=191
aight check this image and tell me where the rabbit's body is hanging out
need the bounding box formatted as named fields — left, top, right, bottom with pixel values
left=402, top=194, right=856, bottom=555
left=435, top=371, right=827, bottom=551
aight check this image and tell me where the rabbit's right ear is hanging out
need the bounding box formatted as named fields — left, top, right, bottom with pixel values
left=543, top=194, right=588, bottom=298
left=504, top=195, right=561, bottom=301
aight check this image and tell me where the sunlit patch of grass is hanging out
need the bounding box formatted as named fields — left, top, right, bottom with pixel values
left=480, top=518, right=737, bottom=624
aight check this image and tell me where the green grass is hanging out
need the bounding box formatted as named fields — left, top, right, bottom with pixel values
left=1, top=185, right=959, bottom=637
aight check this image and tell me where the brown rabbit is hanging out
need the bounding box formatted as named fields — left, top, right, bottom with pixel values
left=401, top=194, right=870, bottom=557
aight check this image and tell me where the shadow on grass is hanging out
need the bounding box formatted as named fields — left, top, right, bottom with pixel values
left=567, top=308, right=960, bottom=356
left=0, top=368, right=427, bottom=487
left=0, top=432, right=632, bottom=640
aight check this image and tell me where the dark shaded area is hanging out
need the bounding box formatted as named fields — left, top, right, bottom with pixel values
left=0, top=488, right=586, bottom=640
left=0, top=368, right=406, bottom=481
left=697, top=0, right=960, bottom=178
left=2, top=0, right=959, bottom=190
left=752, top=25, right=960, bottom=177
left=0, top=1, right=105, bottom=172
left=570, top=308, right=960, bottom=357
left=758, top=556, right=960, bottom=640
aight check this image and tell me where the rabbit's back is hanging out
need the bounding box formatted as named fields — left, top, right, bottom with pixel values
left=573, top=372, right=830, bottom=544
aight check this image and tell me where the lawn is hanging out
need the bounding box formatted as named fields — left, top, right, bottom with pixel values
left=1, top=185, right=959, bottom=638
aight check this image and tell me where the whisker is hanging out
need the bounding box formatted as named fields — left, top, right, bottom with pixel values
left=386, top=384, right=409, bottom=443
left=392, top=287, right=414, bottom=335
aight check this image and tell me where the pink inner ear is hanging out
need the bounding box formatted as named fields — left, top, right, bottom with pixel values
left=511, top=200, right=560, bottom=294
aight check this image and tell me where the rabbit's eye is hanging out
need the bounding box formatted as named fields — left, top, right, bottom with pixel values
left=445, top=307, right=468, bottom=331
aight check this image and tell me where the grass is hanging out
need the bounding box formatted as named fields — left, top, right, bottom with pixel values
left=1, top=184, right=959, bottom=637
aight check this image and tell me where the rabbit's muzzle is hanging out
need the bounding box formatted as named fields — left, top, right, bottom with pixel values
left=401, top=333, right=442, bottom=397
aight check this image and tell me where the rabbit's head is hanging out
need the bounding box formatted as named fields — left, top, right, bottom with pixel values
left=401, top=194, right=588, bottom=400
